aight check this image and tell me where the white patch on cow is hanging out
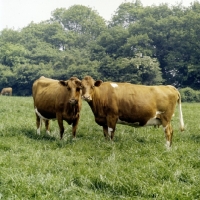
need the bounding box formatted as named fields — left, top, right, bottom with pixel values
left=46, top=130, right=50, bottom=135
left=108, top=127, right=113, bottom=136
left=36, top=118, right=43, bottom=135
left=156, top=111, right=163, bottom=115
left=165, top=141, right=171, bottom=148
left=144, top=111, right=164, bottom=126
left=110, top=83, right=118, bottom=88
left=154, top=111, right=164, bottom=118
left=163, top=125, right=168, bottom=131
left=145, top=118, right=162, bottom=126
left=37, top=128, right=40, bottom=135
left=35, top=107, right=49, bottom=120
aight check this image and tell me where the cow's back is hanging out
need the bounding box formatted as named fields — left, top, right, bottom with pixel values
left=115, top=84, right=179, bottom=107
left=33, top=78, right=58, bottom=101
left=32, top=78, right=65, bottom=115
left=1, top=87, right=12, bottom=95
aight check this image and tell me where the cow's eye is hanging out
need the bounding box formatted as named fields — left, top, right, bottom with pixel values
left=76, top=88, right=80, bottom=92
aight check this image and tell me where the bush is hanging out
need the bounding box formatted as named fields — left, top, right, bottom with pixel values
left=179, top=87, right=200, bottom=102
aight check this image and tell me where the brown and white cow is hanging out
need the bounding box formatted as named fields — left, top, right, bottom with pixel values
left=81, top=76, right=184, bottom=147
left=32, top=76, right=82, bottom=139
left=1, top=87, right=12, bottom=96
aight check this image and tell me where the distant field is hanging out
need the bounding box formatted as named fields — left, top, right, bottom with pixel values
left=0, top=96, right=199, bottom=199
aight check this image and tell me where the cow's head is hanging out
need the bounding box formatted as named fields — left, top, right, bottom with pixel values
left=81, top=76, right=103, bottom=102
left=59, top=77, right=82, bottom=105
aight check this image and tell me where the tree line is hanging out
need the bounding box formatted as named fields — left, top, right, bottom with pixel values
left=0, top=1, right=200, bottom=96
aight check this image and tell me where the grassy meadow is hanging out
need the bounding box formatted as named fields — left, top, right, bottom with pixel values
left=0, top=96, right=199, bottom=199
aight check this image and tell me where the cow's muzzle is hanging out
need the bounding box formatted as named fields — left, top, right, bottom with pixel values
left=82, top=95, right=91, bottom=102
left=68, top=99, right=78, bottom=105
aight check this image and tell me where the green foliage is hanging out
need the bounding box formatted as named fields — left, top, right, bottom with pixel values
left=179, top=87, right=200, bottom=102
left=51, top=5, right=106, bottom=48
left=66, top=62, right=100, bottom=80
left=1, top=2, right=200, bottom=95
left=13, top=63, right=54, bottom=96
left=110, top=1, right=143, bottom=27
left=99, top=55, right=163, bottom=84
left=97, top=26, right=129, bottom=58
left=0, top=43, right=28, bottom=67
left=0, top=97, right=200, bottom=199
left=52, top=5, right=106, bottom=35
left=0, top=64, right=15, bottom=88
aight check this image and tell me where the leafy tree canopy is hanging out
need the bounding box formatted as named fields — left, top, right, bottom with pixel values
left=1, top=2, right=200, bottom=95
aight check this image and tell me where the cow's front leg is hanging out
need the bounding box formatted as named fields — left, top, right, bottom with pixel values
left=106, top=115, right=118, bottom=140
left=103, top=125, right=109, bottom=139
left=56, top=113, right=64, bottom=139
left=72, top=115, right=80, bottom=138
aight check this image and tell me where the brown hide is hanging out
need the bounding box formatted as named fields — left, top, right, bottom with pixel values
left=1, top=87, right=12, bottom=96
left=81, top=76, right=184, bottom=147
left=32, top=76, right=82, bottom=139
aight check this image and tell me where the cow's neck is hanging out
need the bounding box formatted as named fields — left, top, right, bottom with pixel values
left=65, top=103, right=79, bottom=117
left=88, top=89, right=102, bottom=116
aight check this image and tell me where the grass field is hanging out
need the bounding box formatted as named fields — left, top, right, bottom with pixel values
left=0, top=96, right=199, bottom=199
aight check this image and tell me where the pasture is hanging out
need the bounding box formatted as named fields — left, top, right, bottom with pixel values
left=0, top=96, right=199, bottom=199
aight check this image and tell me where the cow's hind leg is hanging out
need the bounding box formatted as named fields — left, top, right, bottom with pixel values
left=163, top=123, right=173, bottom=148
left=36, top=114, right=42, bottom=135
left=45, top=120, right=50, bottom=135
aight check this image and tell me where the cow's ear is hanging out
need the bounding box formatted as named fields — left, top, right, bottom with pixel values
left=94, top=80, right=103, bottom=87
left=59, top=80, right=68, bottom=86
left=75, top=80, right=82, bottom=88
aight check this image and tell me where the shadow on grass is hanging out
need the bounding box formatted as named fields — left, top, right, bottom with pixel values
left=23, top=128, right=81, bottom=147
left=23, top=128, right=58, bottom=142
left=189, top=134, right=200, bottom=143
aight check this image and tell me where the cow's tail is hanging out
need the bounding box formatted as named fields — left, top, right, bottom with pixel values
left=178, top=92, right=184, bottom=131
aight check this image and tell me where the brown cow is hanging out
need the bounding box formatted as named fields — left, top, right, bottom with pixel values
left=32, top=76, right=82, bottom=139
left=1, top=87, right=12, bottom=96
left=81, top=76, right=184, bottom=147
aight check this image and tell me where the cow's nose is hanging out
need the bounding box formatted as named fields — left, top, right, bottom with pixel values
left=82, top=95, right=90, bottom=100
left=82, top=95, right=92, bottom=102
left=69, top=99, right=77, bottom=104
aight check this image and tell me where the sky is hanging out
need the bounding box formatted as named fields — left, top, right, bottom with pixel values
left=0, top=0, right=195, bottom=31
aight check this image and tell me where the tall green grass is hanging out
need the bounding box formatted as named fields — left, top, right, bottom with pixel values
left=0, top=96, right=199, bottom=199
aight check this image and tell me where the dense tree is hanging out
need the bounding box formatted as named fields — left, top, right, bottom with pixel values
left=96, top=26, right=129, bottom=58
left=99, top=55, right=162, bottom=84
left=13, top=63, right=54, bottom=95
left=0, top=43, right=27, bottom=67
left=110, top=1, right=143, bottom=27
left=0, top=2, right=200, bottom=95
left=0, top=64, right=15, bottom=89
left=51, top=5, right=107, bottom=48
